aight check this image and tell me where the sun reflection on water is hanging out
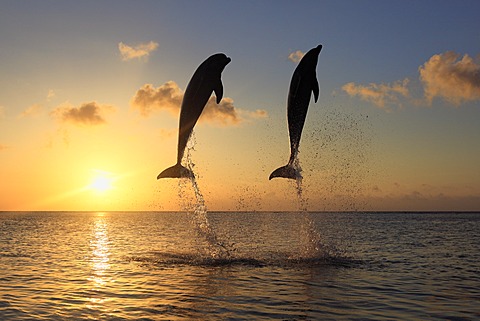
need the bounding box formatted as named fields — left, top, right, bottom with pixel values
left=87, top=212, right=111, bottom=308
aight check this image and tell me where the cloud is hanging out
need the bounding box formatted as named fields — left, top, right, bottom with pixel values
left=202, top=96, right=241, bottom=125
left=50, top=102, right=115, bottom=126
left=47, top=89, right=55, bottom=102
left=130, top=81, right=182, bottom=117
left=159, top=128, right=176, bottom=139
left=18, top=91, right=56, bottom=119
left=0, top=144, right=9, bottom=151
left=343, top=51, right=480, bottom=111
left=342, top=78, right=410, bottom=110
left=364, top=191, right=480, bottom=212
left=19, top=104, right=43, bottom=118
left=240, top=108, right=268, bottom=119
left=419, top=51, right=480, bottom=105
left=288, top=50, right=305, bottom=63
left=130, top=81, right=268, bottom=126
left=118, top=41, right=159, bottom=61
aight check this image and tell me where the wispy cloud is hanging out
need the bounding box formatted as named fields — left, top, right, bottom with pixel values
left=342, top=79, right=410, bottom=111
left=50, top=102, right=115, bottom=126
left=419, top=51, right=480, bottom=106
left=159, top=128, right=176, bottom=139
left=130, top=81, right=268, bottom=126
left=118, top=41, right=159, bottom=61
left=0, top=144, right=9, bottom=151
left=288, top=50, right=305, bottom=63
left=19, top=104, right=43, bottom=118
left=239, top=108, right=268, bottom=119
left=47, top=89, right=55, bottom=102
left=17, top=91, right=57, bottom=118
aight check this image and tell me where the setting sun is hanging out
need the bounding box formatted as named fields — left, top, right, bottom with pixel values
left=90, top=172, right=113, bottom=193
left=1, top=1, right=479, bottom=214
left=91, top=177, right=112, bottom=192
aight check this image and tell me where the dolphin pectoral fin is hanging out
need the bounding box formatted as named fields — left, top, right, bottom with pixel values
left=213, top=79, right=224, bottom=103
left=313, top=76, right=319, bottom=103
left=157, top=164, right=193, bottom=179
left=269, top=165, right=302, bottom=180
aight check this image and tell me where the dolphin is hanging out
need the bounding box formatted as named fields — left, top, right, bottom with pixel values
left=269, top=45, right=322, bottom=180
left=157, top=53, right=231, bottom=179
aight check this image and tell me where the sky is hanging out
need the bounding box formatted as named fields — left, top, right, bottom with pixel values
left=1, top=0, right=479, bottom=212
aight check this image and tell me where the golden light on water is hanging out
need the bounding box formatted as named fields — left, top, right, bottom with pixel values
left=86, top=212, right=112, bottom=310
left=90, top=213, right=111, bottom=284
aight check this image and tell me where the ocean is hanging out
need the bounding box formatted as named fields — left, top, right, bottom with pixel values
left=1, top=211, right=479, bottom=320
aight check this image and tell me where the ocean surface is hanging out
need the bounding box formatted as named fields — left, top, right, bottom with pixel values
left=1, top=211, right=479, bottom=320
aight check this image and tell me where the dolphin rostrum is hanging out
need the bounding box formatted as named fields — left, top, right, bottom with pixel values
left=269, top=45, right=322, bottom=180
left=157, top=53, right=231, bottom=179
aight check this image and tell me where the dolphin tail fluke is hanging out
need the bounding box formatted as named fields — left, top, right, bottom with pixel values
left=269, top=164, right=301, bottom=180
left=157, top=164, right=193, bottom=179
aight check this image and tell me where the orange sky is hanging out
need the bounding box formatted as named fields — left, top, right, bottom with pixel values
left=1, top=1, right=479, bottom=211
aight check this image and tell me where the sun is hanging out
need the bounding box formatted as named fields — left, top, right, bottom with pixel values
left=90, top=175, right=113, bottom=193
left=91, top=176, right=112, bottom=192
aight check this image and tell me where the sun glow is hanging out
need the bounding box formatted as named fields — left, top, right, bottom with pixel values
left=91, top=177, right=112, bottom=192
left=90, top=171, right=114, bottom=193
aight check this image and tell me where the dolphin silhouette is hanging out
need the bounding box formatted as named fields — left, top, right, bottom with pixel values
left=269, top=45, right=322, bottom=180
left=157, top=53, right=231, bottom=179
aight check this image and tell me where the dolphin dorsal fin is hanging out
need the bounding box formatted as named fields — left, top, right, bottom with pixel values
left=312, top=76, right=319, bottom=103
left=213, top=79, right=224, bottom=104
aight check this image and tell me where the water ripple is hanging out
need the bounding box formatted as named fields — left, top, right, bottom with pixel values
left=1, top=211, right=479, bottom=320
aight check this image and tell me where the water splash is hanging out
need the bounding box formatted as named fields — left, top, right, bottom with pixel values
left=133, top=250, right=360, bottom=269
left=303, top=109, right=373, bottom=211
left=178, top=133, right=234, bottom=260
left=293, top=156, right=308, bottom=212
left=291, top=152, right=348, bottom=261
left=288, top=153, right=325, bottom=259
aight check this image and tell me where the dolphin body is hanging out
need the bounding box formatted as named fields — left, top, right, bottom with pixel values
left=157, top=53, right=231, bottom=179
left=269, top=45, right=322, bottom=180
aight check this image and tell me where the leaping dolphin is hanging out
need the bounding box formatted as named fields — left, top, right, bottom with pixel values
left=157, top=53, right=231, bottom=179
left=269, top=45, right=322, bottom=180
